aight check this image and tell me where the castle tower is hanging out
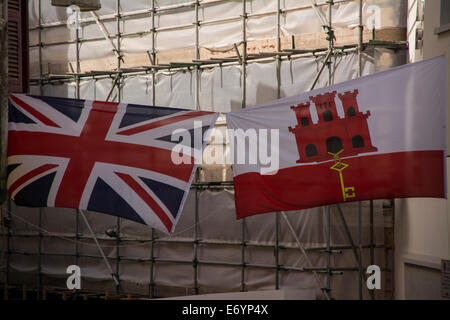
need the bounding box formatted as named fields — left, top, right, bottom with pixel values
left=290, top=102, right=312, bottom=128
left=338, top=90, right=361, bottom=118
left=288, top=102, right=322, bottom=162
left=309, top=91, right=338, bottom=123
left=337, top=89, right=378, bottom=154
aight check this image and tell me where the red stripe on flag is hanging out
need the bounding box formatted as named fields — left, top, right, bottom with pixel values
left=115, top=172, right=173, bottom=233
left=10, top=95, right=61, bottom=128
left=8, top=163, right=59, bottom=198
left=233, top=151, right=446, bottom=219
left=117, top=111, right=213, bottom=136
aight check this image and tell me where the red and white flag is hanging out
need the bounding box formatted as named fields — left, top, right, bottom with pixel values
left=227, top=57, right=446, bottom=219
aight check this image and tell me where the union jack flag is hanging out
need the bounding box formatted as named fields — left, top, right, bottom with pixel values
left=7, top=94, right=218, bottom=233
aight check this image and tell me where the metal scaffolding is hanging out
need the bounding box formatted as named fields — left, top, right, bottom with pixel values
left=0, top=0, right=405, bottom=300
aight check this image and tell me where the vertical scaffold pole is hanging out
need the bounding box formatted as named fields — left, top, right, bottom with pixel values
left=74, top=2, right=81, bottom=276
left=275, top=213, right=280, bottom=289
left=241, top=218, right=246, bottom=292
left=192, top=0, right=200, bottom=296
left=37, top=0, right=43, bottom=301
left=327, top=0, right=333, bottom=85
left=193, top=176, right=199, bottom=295
left=241, top=0, right=247, bottom=109
left=194, top=0, right=200, bottom=111
left=358, top=0, right=363, bottom=77
left=149, top=0, right=157, bottom=297
left=369, top=199, right=374, bottom=300
left=149, top=227, right=155, bottom=298
left=75, top=12, right=80, bottom=99
left=326, top=206, right=331, bottom=296
left=116, top=0, right=122, bottom=102
left=326, top=0, right=334, bottom=298
left=115, top=0, right=122, bottom=296
left=38, top=0, right=43, bottom=96
left=357, top=0, right=366, bottom=300
left=240, top=0, right=248, bottom=292
left=37, top=208, right=42, bottom=300
left=151, top=0, right=156, bottom=106
left=274, top=0, right=282, bottom=290
left=358, top=201, right=363, bottom=300
left=276, top=0, right=281, bottom=99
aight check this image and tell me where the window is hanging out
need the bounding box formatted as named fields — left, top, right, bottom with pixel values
left=436, top=0, right=450, bottom=34
left=326, top=136, right=343, bottom=154
left=441, top=0, right=450, bottom=26
left=305, top=144, right=318, bottom=157
left=301, top=117, right=309, bottom=126
left=352, top=135, right=365, bottom=148
left=323, top=110, right=333, bottom=122
left=347, top=107, right=356, bottom=118
left=8, top=0, right=29, bottom=93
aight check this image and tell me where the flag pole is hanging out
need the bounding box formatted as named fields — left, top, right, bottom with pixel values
left=281, top=211, right=330, bottom=300
left=78, top=209, right=119, bottom=287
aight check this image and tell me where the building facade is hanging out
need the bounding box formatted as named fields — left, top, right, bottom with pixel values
left=396, top=0, right=450, bottom=300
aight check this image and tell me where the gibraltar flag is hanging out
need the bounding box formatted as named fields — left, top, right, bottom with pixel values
left=227, top=57, right=446, bottom=219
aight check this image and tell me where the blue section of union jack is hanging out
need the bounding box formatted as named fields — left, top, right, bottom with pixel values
left=7, top=94, right=218, bottom=233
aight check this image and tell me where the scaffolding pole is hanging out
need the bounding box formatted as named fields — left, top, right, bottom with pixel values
left=193, top=0, right=201, bottom=296
left=28, top=41, right=408, bottom=87
left=240, top=217, right=246, bottom=292
left=115, top=0, right=122, bottom=296
left=151, top=0, right=156, bottom=106
left=29, top=1, right=354, bottom=46
left=274, top=0, right=282, bottom=291
left=336, top=204, right=370, bottom=296
left=79, top=210, right=119, bottom=286
left=358, top=0, right=363, bottom=77
left=2, top=230, right=385, bottom=252
left=149, top=0, right=157, bottom=299
left=194, top=0, right=200, bottom=111
left=149, top=227, right=155, bottom=298
left=281, top=211, right=330, bottom=300
left=369, top=199, right=375, bottom=300
left=241, top=0, right=247, bottom=109
left=37, top=208, right=42, bottom=300
left=325, top=0, right=334, bottom=299
left=357, top=0, right=367, bottom=299
left=38, top=0, right=43, bottom=96
left=358, top=201, right=363, bottom=300
left=193, top=179, right=199, bottom=295
left=274, top=213, right=280, bottom=289
left=327, top=0, right=333, bottom=85
left=326, top=206, right=331, bottom=296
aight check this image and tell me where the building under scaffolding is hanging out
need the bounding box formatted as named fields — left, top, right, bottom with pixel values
left=0, top=0, right=412, bottom=300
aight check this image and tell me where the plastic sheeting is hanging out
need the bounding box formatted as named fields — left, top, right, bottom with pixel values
left=30, top=52, right=377, bottom=111
left=28, top=0, right=407, bottom=75
left=5, top=192, right=386, bottom=299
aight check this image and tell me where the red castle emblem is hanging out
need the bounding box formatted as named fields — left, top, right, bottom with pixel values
left=289, top=89, right=377, bottom=163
